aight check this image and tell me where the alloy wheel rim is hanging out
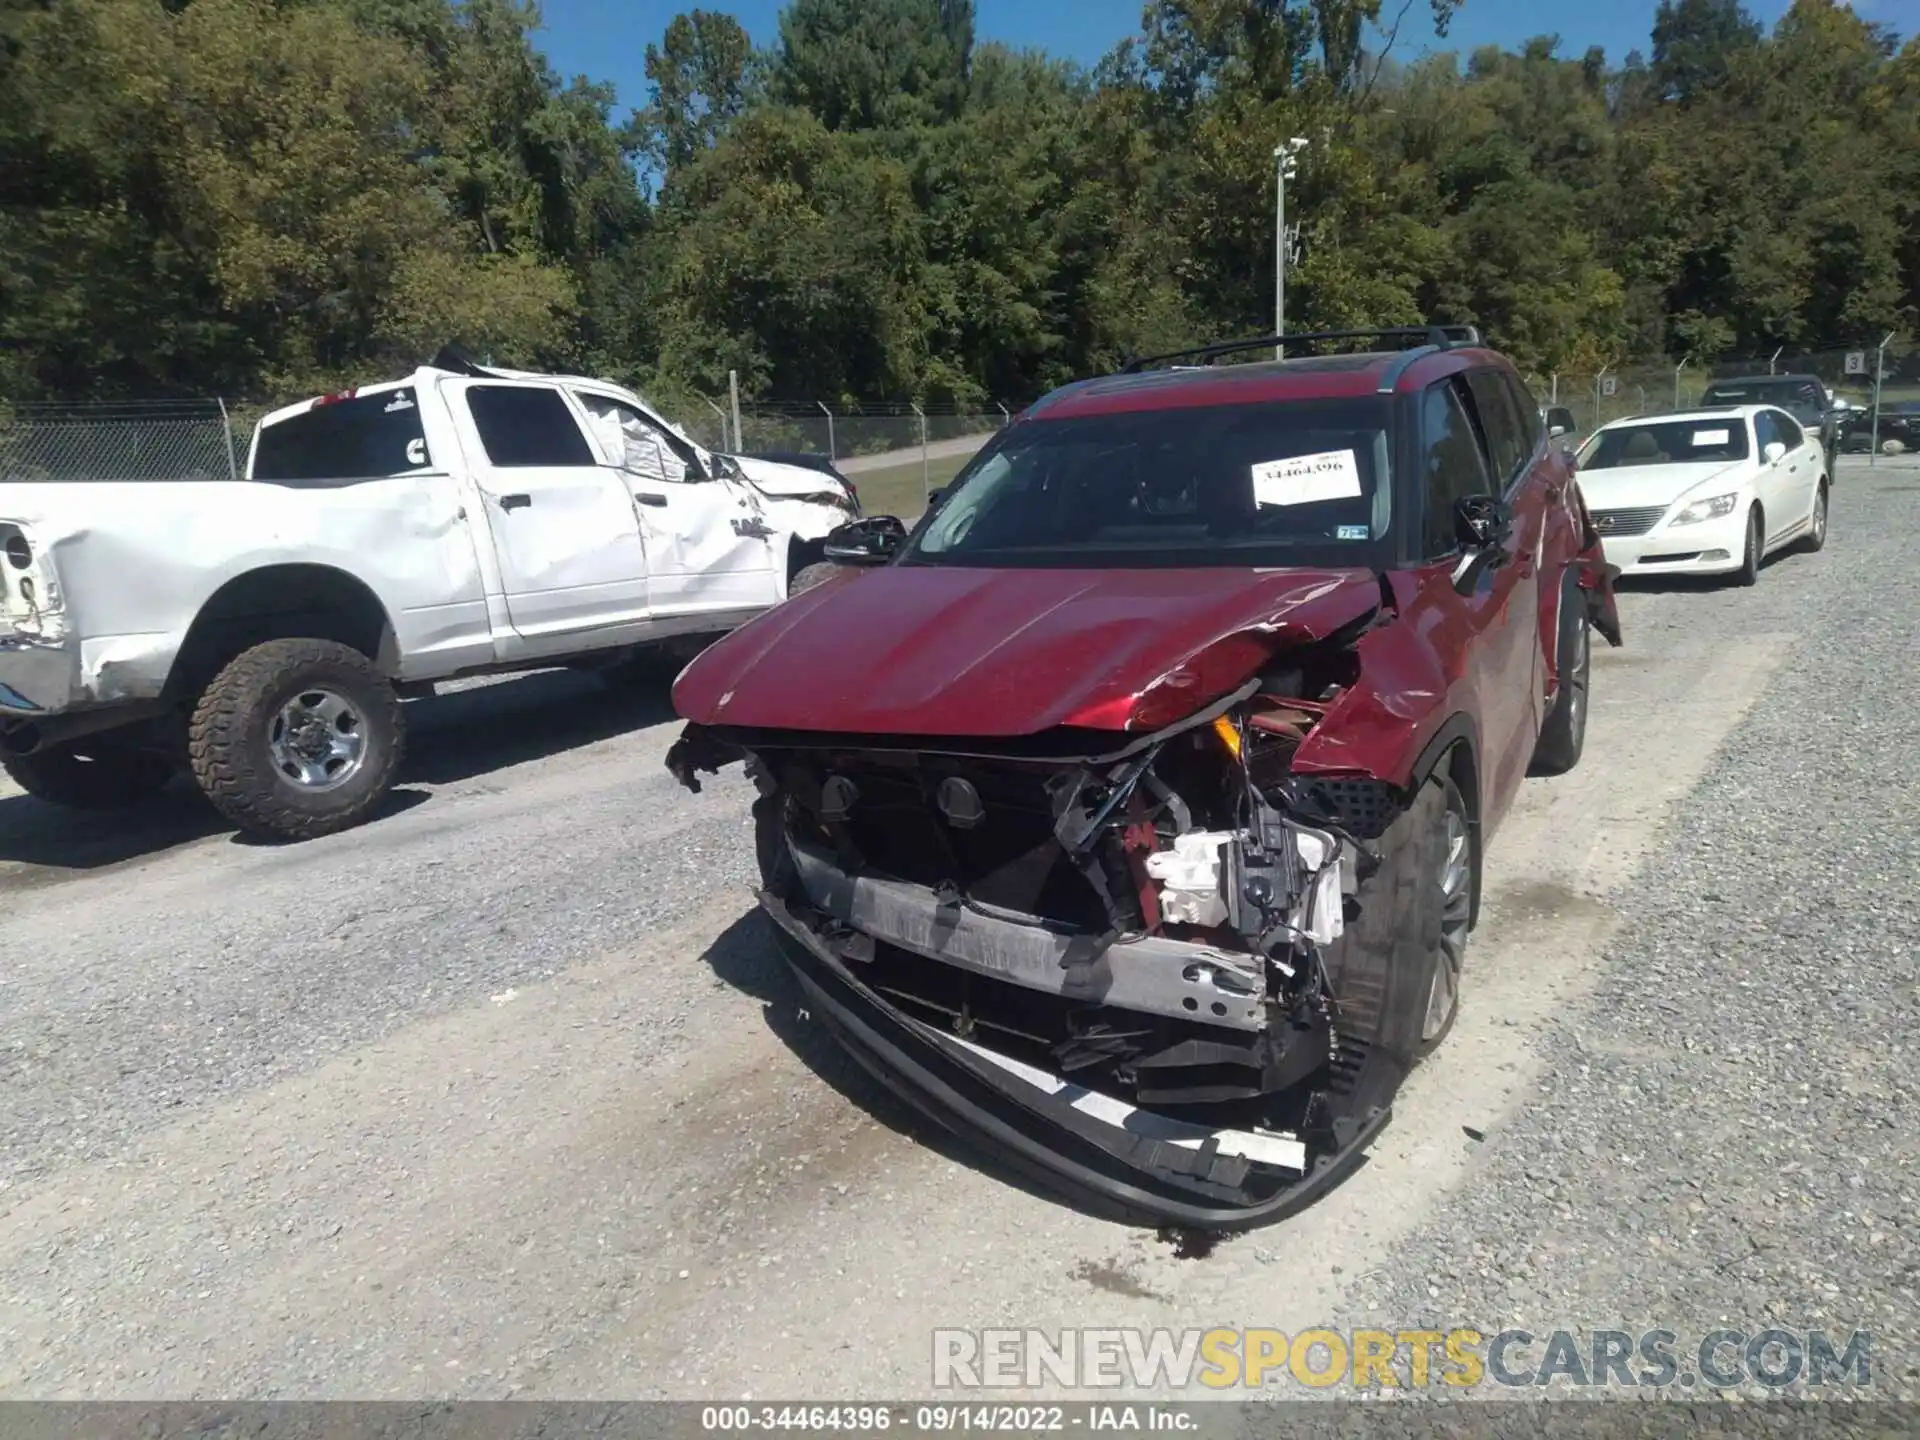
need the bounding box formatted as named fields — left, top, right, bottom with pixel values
left=1815, top=489, right=1828, bottom=543
left=1425, top=792, right=1472, bottom=1041
left=267, top=688, right=368, bottom=792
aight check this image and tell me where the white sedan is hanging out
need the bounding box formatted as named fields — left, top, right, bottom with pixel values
left=1574, top=404, right=1830, bottom=586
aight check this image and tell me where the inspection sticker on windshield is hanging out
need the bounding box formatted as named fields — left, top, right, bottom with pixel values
left=1691, top=428, right=1731, bottom=446
left=1251, top=449, right=1363, bottom=508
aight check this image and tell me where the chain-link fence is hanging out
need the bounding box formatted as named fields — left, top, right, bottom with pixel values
left=1527, top=340, right=1919, bottom=456
left=689, top=401, right=1015, bottom=461
left=9, top=339, right=1913, bottom=484
left=0, top=400, right=244, bottom=482
left=0, top=395, right=1018, bottom=483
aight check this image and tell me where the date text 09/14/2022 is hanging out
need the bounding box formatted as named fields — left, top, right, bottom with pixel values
left=700, top=1405, right=1196, bottom=1432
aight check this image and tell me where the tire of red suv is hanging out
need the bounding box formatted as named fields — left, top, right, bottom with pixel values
left=1529, top=576, right=1591, bottom=778
left=1320, top=766, right=1472, bottom=1111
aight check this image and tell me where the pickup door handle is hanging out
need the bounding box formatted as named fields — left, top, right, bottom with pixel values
left=633, top=492, right=669, bottom=507
left=499, top=493, right=532, bottom=511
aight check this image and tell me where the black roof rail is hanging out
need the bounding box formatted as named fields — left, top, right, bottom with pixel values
left=1117, top=325, right=1483, bottom=375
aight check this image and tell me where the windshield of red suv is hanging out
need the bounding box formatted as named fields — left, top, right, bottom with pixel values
left=900, top=397, right=1393, bottom=569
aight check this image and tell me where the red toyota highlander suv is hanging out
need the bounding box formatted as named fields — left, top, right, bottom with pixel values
left=665, top=326, right=1621, bottom=1231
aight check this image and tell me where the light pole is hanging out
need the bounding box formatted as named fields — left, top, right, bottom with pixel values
left=1274, top=137, right=1309, bottom=359
left=1870, top=331, right=1895, bottom=468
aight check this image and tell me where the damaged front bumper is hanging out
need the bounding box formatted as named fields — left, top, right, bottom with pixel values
left=762, top=887, right=1389, bottom=1230
left=0, top=629, right=78, bottom=716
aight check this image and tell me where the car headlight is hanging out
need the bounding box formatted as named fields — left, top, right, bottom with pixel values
left=1670, top=493, right=1738, bottom=526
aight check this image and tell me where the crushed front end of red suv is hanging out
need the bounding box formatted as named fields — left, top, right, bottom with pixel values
left=664, top=327, right=1621, bottom=1231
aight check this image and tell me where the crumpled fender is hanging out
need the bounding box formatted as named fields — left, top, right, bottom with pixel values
left=1567, top=479, right=1624, bottom=647
left=760, top=495, right=846, bottom=545
left=1289, top=609, right=1479, bottom=793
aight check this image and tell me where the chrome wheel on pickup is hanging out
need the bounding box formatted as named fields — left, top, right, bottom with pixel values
left=267, top=688, right=368, bottom=790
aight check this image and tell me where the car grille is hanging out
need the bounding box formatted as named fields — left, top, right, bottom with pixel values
left=1590, top=505, right=1667, bottom=538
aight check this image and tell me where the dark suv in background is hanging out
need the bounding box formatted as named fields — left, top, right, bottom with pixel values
left=1698, top=373, right=1843, bottom=473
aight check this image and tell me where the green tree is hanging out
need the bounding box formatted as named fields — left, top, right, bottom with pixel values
left=633, top=9, right=762, bottom=178
left=1650, top=0, right=1762, bottom=103
left=773, top=0, right=975, bottom=131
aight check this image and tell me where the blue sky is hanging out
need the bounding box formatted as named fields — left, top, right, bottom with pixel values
left=525, top=0, right=1903, bottom=123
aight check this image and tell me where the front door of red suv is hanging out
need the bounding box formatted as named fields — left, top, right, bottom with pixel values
left=1406, top=374, right=1543, bottom=834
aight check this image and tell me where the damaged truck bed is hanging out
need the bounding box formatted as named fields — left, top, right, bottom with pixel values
left=663, top=326, right=1622, bottom=1230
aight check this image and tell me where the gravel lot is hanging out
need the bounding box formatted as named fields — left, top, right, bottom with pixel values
left=1337, top=455, right=1920, bottom=1394
left=0, top=456, right=1913, bottom=1402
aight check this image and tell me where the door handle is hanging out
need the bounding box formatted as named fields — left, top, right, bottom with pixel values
left=500, top=493, right=531, bottom=511
left=634, top=492, right=669, bottom=507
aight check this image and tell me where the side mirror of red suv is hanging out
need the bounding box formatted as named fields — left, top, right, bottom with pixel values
left=1453, top=495, right=1513, bottom=552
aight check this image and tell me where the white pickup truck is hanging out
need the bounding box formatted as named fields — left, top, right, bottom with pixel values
left=0, top=353, right=858, bottom=839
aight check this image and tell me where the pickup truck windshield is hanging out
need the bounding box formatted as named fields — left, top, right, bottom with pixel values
left=900, top=397, right=1393, bottom=570
left=252, top=389, right=432, bottom=482
left=1698, top=378, right=1824, bottom=422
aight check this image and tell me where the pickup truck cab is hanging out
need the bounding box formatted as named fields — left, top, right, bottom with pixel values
left=0, top=353, right=854, bottom=839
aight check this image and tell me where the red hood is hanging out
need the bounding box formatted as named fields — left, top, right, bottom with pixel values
left=672, top=564, right=1383, bottom=737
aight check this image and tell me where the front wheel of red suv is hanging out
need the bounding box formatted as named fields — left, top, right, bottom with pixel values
left=1319, top=766, right=1474, bottom=1118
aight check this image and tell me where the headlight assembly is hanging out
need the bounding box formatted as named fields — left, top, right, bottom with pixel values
left=1670, top=493, right=1738, bottom=526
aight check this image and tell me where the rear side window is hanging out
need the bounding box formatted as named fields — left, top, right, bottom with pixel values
left=466, top=386, right=595, bottom=468
left=1418, top=379, right=1495, bottom=557
left=1464, top=370, right=1529, bottom=486
left=252, top=389, right=431, bottom=482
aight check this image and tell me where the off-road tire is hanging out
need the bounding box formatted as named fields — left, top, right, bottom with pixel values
left=187, top=638, right=404, bottom=841
left=1529, top=583, right=1591, bottom=777
left=1801, top=479, right=1829, bottom=554
left=2, top=740, right=174, bottom=810
left=789, top=562, right=848, bottom=597
left=1729, top=505, right=1762, bottom=588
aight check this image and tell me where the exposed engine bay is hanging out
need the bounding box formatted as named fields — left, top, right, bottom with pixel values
left=665, top=639, right=1450, bottom=1228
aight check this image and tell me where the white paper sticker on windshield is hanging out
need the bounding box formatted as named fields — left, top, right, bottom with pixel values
left=1251, top=450, right=1363, bottom=508
left=1691, top=428, right=1732, bottom=446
